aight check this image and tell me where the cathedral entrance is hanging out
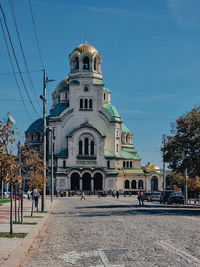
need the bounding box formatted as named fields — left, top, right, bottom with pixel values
left=94, top=172, right=103, bottom=190
left=82, top=173, right=91, bottom=190
left=71, top=172, right=80, bottom=190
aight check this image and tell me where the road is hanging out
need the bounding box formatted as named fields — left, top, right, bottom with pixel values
left=22, top=196, right=200, bottom=267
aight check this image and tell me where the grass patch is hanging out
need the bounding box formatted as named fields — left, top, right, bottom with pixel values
left=13, top=221, right=37, bottom=225
left=0, top=232, right=27, bottom=238
left=0, top=199, right=11, bottom=204
left=34, top=211, right=47, bottom=213
left=24, top=215, right=43, bottom=218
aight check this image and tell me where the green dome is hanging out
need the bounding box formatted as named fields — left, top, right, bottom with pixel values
left=122, top=123, right=131, bottom=134
left=53, top=77, right=69, bottom=94
left=103, top=103, right=121, bottom=118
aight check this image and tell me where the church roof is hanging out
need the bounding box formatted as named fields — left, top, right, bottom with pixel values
left=121, top=123, right=131, bottom=134
left=144, top=163, right=161, bottom=172
left=117, top=150, right=141, bottom=160
left=27, top=118, right=43, bottom=131
left=123, top=169, right=144, bottom=175
left=73, top=40, right=99, bottom=55
left=50, top=103, right=69, bottom=117
left=103, top=103, right=121, bottom=118
left=103, top=87, right=111, bottom=93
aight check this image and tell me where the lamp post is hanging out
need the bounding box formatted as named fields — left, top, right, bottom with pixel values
left=40, top=69, right=55, bottom=211
left=162, top=134, right=166, bottom=191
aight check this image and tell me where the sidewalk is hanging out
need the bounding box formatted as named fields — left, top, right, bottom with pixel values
left=0, top=197, right=57, bottom=267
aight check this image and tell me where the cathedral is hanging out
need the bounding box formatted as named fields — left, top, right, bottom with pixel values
left=25, top=41, right=162, bottom=193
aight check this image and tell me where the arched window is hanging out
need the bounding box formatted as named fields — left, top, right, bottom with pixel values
left=83, top=57, right=89, bottom=69
left=80, top=99, right=83, bottom=109
left=63, top=160, right=66, bottom=168
left=151, top=176, right=158, bottom=191
left=123, top=161, right=126, bottom=168
left=126, top=134, right=129, bottom=143
left=125, top=180, right=130, bottom=189
left=84, top=138, right=89, bottom=155
left=138, top=180, right=144, bottom=189
left=89, top=99, right=92, bottom=109
left=104, top=93, right=106, bottom=100
left=84, top=86, right=88, bottom=92
left=79, top=140, right=82, bottom=155
left=126, top=161, right=129, bottom=168
left=74, top=57, right=79, bottom=70
left=131, top=180, right=137, bottom=189
left=116, top=144, right=119, bottom=152
left=91, top=140, right=94, bottom=155
left=130, top=161, right=132, bottom=168
left=30, top=132, right=33, bottom=141
left=94, top=58, right=97, bottom=70
left=84, top=99, right=88, bottom=109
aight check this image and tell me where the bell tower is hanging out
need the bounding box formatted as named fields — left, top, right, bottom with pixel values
left=69, top=40, right=102, bottom=81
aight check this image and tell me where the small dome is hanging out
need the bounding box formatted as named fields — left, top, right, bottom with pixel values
left=145, top=163, right=160, bottom=171
left=73, top=40, right=99, bottom=55
left=27, top=118, right=43, bottom=131
left=53, top=77, right=69, bottom=94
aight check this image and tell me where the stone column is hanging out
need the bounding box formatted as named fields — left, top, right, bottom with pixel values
left=80, top=178, right=82, bottom=191
left=68, top=176, right=71, bottom=191
left=91, top=178, right=94, bottom=192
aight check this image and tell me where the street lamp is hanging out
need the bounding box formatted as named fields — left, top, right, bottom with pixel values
left=40, top=69, right=55, bottom=211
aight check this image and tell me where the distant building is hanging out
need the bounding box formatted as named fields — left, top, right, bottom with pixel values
left=25, top=41, right=162, bottom=192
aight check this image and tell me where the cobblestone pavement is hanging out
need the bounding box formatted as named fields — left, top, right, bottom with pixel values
left=22, top=196, right=200, bottom=267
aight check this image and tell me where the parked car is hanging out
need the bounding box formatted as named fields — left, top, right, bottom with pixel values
left=148, top=192, right=161, bottom=202
left=167, top=192, right=184, bottom=204
left=160, top=190, right=175, bottom=204
left=143, top=192, right=151, bottom=201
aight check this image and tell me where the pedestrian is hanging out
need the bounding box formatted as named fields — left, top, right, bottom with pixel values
left=138, top=190, right=144, bottom=206
left=116, top=190, right=119, bottom=199
left=27, top=189, right=31, bottom=200
left=34, top=188, right=39, bottom=210
left=81, top=191, right=86, bottom=200
left=112, top=190, right=116, bottom=199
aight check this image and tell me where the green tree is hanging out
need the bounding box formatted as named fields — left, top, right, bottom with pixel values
left=162, top=106, right=200, bottom=179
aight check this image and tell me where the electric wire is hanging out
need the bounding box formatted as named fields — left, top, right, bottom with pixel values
left=0, top=15, right=32, bottom=120
left=8, top=0, right=42, bottom=112
left=0, top=3, right=40, bottom=117
left=29, top=0, right=44, bottom=69
left=0, top=70, right=42, bottom=75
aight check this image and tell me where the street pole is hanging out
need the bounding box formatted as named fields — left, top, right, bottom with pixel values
left=1, top=179, right=3, bottom=199
left=184, top=168, right=188, bottom=204
left=18, top=141, right=23, bottom=223
left=162, top=135, right=166, bottom=191
left=40, top=69, right=55, bottom=211
left=51, top=129, right=53, bottom=203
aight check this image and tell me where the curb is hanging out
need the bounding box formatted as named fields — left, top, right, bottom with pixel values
left=3, top=200, right=58, bottom=267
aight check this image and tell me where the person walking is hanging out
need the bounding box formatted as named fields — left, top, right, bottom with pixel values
left=81, top=191, right=86, bottom=200
left=34, top=188, right=39, bottom=210
left=138, top=190, right=144, bottom=206
left=116, top=190, right=119, bottom=199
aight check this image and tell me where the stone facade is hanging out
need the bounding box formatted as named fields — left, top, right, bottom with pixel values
left=25, top=41, right=163, bottom=192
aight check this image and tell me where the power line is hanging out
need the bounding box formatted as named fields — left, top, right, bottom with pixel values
left=0, top=70, right=42, bottom=75
left=0, top=3, right=40, bottom=117
left=0, top=15, right=32, bottom=120
left=29, top=0, right=44, bottom=69
left=8, top=0, right=42, bottom=112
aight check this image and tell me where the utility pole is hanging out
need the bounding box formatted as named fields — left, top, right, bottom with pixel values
left=40, top=69, right=55, bottom=211
left=18, top=141, right=23, bottom=223
left=162, top=134, right=166, bottom=191
left=184, top=168, right=188, bottom=204
left=50, top=128, right=54, bottom=203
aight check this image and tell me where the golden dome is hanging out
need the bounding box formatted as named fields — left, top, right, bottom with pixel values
left=145, top=163, right=160, bottom=171
left=73, top=40, right=99, bottom=55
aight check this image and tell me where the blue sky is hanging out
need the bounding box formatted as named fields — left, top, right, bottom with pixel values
left=1, top=0, right=200, bottom=167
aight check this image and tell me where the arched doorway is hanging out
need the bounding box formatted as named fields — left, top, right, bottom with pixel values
left=138, top=180, right=144, bottom=189
left=82, top=172, right=91, bottom=190
left=131, top=180, right=137, bottom=189
left=125, top=180, right=130, bottom=189
left=151, top=176, right=158, bottom=191
left=71, top=172, right=80, bottom=190
left=94, top=172, right=103, bottom=190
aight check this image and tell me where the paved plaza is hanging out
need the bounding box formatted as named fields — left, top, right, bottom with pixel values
left=22, top=196, right=200, bottom=267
